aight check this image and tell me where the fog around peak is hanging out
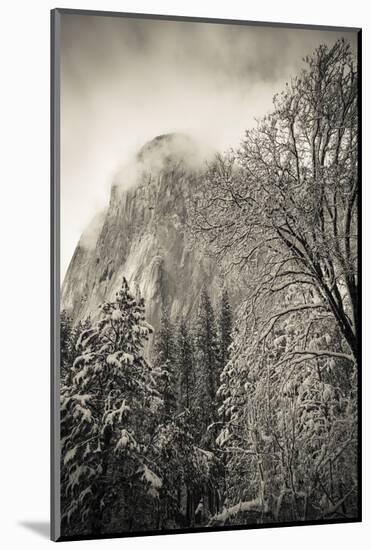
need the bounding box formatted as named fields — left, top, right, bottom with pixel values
left=60, top=13, right=357, bottom=278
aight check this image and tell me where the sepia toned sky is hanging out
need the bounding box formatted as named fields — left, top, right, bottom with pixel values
left=60, top=13, right=357, bottom=278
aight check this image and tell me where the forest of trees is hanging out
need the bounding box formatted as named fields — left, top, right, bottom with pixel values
left=60, top=282, right=231, bottom=534
left=60, top=39, right=358, bottom=536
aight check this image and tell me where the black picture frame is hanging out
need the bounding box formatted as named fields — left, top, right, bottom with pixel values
left=51, top=8, right=362, bottom=542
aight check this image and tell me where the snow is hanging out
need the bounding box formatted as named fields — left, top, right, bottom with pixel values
left=73, top=404, right=92, bottom=423
left=142, top=320, right=154, bottom=332
left=118, top=399, right=130, bottom=421
left=140, top=464, right=162, bottom=497
left=73, top=353, right=94, bottom=369
left=72, top=394, right=92, bottom=406
left=106, top=353, right=121, bottom=368
left=78, top=486, right=92, bottom=502
left=106, top=351, right=134, bottom=367
left=111, top=309, right=122, bottom=321
left=116, top=430, right=129, bottom=449
left=65, top=503, right=78, bottom=525
left=76, top=329, right=90, bottom=350
left=198, top=448, right=214, bottom=461
left=73, top=365, right=90, bottom=385
left=149, top=395, right=163, bottom=413
left=105, top=399, right=131, bottom=426
left=115, top=429, right=137, bottom=451
left=104, top=410, right=116, bottom=426
left=64, top=446, right=77, bottom=465
left=211, top=498, right=266, bottom=524
left=322, top=385, right=333, bottom=401
left=66, top=465, right=85, bottom=493
left=122, top=352, right=134, bottom=364
left=216, top=427, right=230, bottom=446
left=274, top=335, right=286, bottom=347
left=60, top=396, right=70, bottom=412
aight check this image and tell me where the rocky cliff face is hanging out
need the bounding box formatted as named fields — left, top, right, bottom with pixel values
left=61, top=133, right=229, bottom=332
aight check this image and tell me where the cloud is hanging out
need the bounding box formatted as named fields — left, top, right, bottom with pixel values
left=78, top=209, right=106, bottom=252
left=60, top=13, right=357, bottom=278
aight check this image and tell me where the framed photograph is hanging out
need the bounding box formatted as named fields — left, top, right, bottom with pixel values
left=51, top=8, right=361, bottom=542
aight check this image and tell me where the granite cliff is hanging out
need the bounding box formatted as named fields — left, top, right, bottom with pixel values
left=61, top=133, right=230, bottom=332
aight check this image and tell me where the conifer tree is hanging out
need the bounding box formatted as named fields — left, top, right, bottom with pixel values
left=60, top=310, right=73, bottom=383
left=153, top=304, right=177, bottom=420
left=61, top=316, right=92, bottom=385
left=176, top=317, right=195, bottom=411
left=61, top=278, right=162, bottom=535
left=193, top=287, right=220, bottom=444
left=219, top=289, right=233, bottom=370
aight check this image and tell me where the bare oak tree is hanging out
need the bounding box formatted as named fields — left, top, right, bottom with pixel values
left=193, top=39, right=358, bottom=361
left=191, top=39, right=359, bottom=523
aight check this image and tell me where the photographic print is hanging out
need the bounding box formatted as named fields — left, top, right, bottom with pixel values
left=51, top=9, right=361, bottom=541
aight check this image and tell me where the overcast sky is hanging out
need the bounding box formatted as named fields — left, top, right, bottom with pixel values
left=60, top=13, right=357, bottom=279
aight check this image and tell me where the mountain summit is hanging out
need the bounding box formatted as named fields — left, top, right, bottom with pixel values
left=61, top=134, right=223, bottom=332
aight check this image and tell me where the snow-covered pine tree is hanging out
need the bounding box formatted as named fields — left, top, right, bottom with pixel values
left=176, top=316, right=195, bottom=412
left=150, top=307, right=223, bottom=528
left=219, top=289, right=233, bottom=370
left=153, top=304, right=177, bottom=420
left=61, top=316, right=92, bottom=386
left=61, top=277, right=163, bottom=535
left=60, top=310, right=73, bottom=383
left=193, top=287, right=221, bottom=446
left=153, top=408, right=223, bottom=528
